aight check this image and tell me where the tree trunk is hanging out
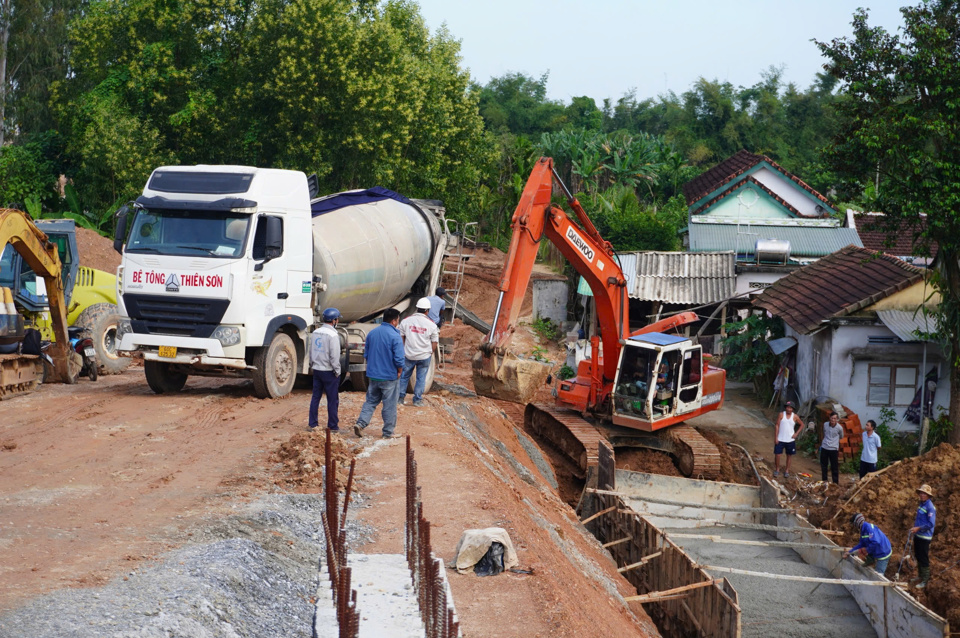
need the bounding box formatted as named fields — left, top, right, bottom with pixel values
left=0, top=0, right=9, bottom=147
left=943, top=249, right=960, bottom=445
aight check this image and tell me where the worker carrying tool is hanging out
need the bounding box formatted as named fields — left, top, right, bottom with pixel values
left=910, top=484, right=937, bottom=589
left=845, top=513, right=893, bottom=575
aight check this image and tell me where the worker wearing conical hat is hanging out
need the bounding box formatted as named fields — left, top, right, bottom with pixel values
left=910, top=484, right=937, bottom=589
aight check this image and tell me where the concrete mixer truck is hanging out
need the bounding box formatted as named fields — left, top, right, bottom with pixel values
left=113, top=166, right=450, bottom=398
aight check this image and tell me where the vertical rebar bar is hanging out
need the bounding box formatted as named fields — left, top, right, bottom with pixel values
left=342, top=458, right=356, bottom=523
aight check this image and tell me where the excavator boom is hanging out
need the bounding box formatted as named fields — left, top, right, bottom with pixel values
left=0, top=208, right=77, bottom=396
left=473, top=158, right=629, bottom=404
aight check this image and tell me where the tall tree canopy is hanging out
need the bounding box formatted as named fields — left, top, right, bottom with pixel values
left=816, top=0, right=960, bottom=435
left=52, top=0, right=491, bottom=214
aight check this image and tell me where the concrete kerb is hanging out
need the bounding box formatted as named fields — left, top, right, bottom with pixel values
left=757, top=477, right=949, bottom=638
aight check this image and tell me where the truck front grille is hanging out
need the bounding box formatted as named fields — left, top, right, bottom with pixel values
left=123, top=293, right=230, bottom=339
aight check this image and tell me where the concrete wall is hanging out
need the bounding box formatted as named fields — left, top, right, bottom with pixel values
left=734, top=270, right=787, bottom=297
left=789, top=325, right=833, bottom=406
left=616, top=470, right=759, bottom=528
left=532, top=278, right=568, bottom=327
left=759, top=478, right=948, bottom=638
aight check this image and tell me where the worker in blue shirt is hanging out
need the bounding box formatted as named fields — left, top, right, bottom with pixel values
left=353, top=308, right=405, bottom=439
left=845, top=513, right=893, bottom=575
left=910, top=484, right=937, bottom=589
left=427, top=287, right=446, bottom=326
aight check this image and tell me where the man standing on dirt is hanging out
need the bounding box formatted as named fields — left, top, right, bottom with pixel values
left=819, top=411, right=844, bottom=483
left=309, top=308, right=341, bottom=432
left=859, top=420, right=882, bottom=478
left=398, top=298, right=439, bottom=407
left=773, top=401, right=804, bottom=478
left=845, top=513, right=892, bottom=575
left=354, top=308, right=405, bottom=440
left=911, top=484, right=937, bottom=589
left=427, top=287, right=446, bottom=327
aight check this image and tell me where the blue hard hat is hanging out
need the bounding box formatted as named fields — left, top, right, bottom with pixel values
left=322, top=308, right=341, bottom=322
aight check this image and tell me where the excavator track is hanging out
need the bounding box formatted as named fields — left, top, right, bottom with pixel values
left=524, top=403, right=722, bottom=480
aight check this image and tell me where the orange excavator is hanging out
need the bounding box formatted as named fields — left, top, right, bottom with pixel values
left=472, top=157, right=727, bottom=479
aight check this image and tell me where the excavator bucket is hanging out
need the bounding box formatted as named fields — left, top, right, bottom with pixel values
left=472, top=349, right=551, bottom=404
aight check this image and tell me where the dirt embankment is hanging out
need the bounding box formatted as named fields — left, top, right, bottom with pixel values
left=807, top=443, right=960, bottom=628
left=75, top=227, right=120, bottom=273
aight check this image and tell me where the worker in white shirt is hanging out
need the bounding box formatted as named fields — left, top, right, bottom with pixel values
left=398, top=298, right=440, bottom=407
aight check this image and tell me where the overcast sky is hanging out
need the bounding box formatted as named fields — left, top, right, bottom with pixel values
left=414, top=0, right=906, bottom=103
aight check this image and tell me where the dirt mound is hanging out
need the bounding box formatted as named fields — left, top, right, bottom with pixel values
left=819, top=443, right=960, bottom=627
left=271, top=431, right=354, bottom=492
left=76, top=227, right=120, bottom=273
left=616, top=449, right=681, bottom=476
left=697, top=428, right=759, bottom=485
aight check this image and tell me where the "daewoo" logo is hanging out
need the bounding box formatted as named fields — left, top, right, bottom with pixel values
left=565, top=226, right=595, bottom=262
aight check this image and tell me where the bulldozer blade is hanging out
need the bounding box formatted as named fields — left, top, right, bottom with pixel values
left=472, top=350, right=551, bottom=404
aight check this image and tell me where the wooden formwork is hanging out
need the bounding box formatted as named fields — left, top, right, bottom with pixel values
left=590, top=490, right=741, bottom=638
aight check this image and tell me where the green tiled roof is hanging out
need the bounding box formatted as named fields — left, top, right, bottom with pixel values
left=688, top=222, right=862, bottom=258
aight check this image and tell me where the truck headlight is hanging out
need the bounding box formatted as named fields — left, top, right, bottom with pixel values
left=116, top=318, right=132, bottom=341
left=212, top=325, right=241, bottom=346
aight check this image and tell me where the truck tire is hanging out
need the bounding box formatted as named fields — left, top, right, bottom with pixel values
left=144, top=361, right=187, bottom=394
left=252, top=332, right=297, bottom=399
left=350, top=371, right=368, bottom=392
left=73, top=303, right=131, bottom=375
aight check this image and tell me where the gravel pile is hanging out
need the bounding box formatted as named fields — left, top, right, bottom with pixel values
left=0, top=493, right=372, bottom=637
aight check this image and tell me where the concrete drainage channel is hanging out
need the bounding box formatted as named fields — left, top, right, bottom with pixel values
left=314, top=430, right=460, bottom=638
left=579, top=462, right=948, bottom=638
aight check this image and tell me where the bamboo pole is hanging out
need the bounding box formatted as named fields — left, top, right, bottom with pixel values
left=618, top=551, right=663, bottom=573
left=623, top=578, right=722, bottom=603
left=621, top=509, right=845, bottom=535
left=826, top=460, right=903, bottom=524
left=580, top=506, right=617, bottom=526
left=696, top=564, right=902, bottom=586
left=666, top=533, right=844, bottom=551
left=587, top=488, right=787, bottom=513
left=603, top=536, right=633, bottom=549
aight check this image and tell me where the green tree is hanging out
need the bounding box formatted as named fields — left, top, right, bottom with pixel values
left=815, top=0, right=960, bottom=439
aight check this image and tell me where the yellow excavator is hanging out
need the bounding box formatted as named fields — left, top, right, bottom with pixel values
left=0, top=208, right=80, bottom=397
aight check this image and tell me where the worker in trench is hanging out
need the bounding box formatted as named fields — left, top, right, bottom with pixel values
left=845, top=513, right=893, bottom=575
left=773, top=401, right=805, bottom=478
left=910, top=484, right=937, bottom=589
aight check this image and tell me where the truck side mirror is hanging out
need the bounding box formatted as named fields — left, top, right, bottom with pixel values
left=113, top=205, right=130, bottom=254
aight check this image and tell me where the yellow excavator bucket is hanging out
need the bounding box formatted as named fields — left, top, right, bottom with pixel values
left=472, top=349, right=552, bottom=404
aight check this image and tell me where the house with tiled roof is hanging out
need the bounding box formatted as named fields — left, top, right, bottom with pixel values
left=680, top=150, right=862, bottom=320
left=849, top=211, right=936, bottom=266
left=753, top=245, right=946, bottom=432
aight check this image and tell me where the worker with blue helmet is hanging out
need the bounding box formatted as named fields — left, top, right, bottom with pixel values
left=309, top=308, right=342, bottom=432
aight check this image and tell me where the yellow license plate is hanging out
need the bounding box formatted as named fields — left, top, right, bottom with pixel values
left=158, top=346, right=177, bottom=358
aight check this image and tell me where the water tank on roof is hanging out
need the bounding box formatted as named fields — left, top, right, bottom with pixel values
left=755, top=238, right=790, bottom=265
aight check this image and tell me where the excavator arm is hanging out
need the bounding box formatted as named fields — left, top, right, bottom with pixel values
left=0, top=208, right=76, bottom=384
left=474, top=157, right=629, bottom=403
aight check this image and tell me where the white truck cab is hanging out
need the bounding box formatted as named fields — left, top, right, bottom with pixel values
left=115, top=165, right=447, bottom=398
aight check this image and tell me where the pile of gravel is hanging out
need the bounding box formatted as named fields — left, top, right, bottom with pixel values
left=0, top=493, right=372, bottom=638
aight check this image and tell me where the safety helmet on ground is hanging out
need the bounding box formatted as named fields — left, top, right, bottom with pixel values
left=416, top=297, right=432, bottom=311
left=851, top=513, right=865, bottom=529
left=322, top=308, right=341, bottom=322
left=917, top=484, right=935, bottom=497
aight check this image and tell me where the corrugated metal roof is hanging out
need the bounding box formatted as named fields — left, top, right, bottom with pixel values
left=688, top=221, right=862, bottom=257
left=876, top=310, right=937, bottom=342
left=577, top=251, right=736, bottom=304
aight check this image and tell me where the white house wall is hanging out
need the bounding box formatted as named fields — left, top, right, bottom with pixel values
left=751, top=166, right=826, bottom=217
left=788, top=325, right=832, bottom=407
left=735, top=271, right=785, bottom=297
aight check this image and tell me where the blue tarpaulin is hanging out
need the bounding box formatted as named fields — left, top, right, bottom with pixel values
left=310, top=187, right=411, bottom=217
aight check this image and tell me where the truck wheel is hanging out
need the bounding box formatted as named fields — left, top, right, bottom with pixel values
left=73, top=303, right=131, bottom=375
left=350, top=371, right=368, bottom=392
left=252, top=333, right=297, bottom=399
left=144, top=361, right=187, bottom=394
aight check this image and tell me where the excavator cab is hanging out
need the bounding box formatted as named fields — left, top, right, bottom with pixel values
left=611, top=333, right=703, bottom=431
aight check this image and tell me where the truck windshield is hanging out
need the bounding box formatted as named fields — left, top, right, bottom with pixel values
left=126, top=209, right=250, bottom=258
